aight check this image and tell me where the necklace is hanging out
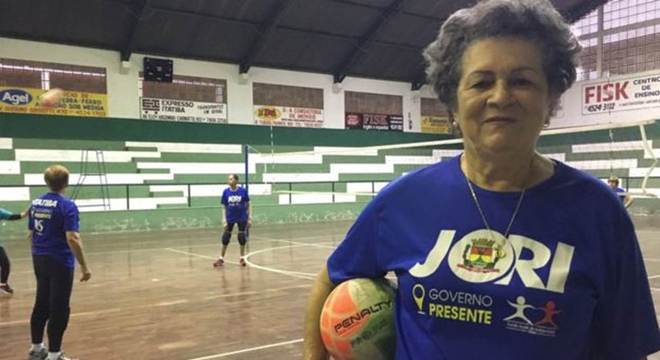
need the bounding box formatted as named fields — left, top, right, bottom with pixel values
left=465, top=176, right=526, bottom=239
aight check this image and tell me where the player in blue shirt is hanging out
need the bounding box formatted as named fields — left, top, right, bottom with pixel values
left=27, top=165, right=91, bottom=360
left=608, top=176, right=634, bottom=209
left=303, top=1, right=660, bottom=359
left=0, top=207, right=28, bottom=295
left=213, top=174, right=252, bottom=267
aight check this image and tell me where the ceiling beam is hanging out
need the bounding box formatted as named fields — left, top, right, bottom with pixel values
left=120, top=0, right=150, bottom=61
left=333, top=0, right=404, bottom=83
left=239, top=0, right=297, bottom=74
left=410, top=62, right=427, bottom=91
left=411, top=75, right=426, bottom=91
left=328, top=0, right=441, bottom=23
left=278, top=25, right=421, bottom=51
left=150, top=5, right=261, bottom=26
left=149, top=6, right=422, bottom=52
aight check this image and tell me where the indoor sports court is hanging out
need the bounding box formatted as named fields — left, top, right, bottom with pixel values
left=1, top=220, right=660, bottom=359
left=1, top=0, right=660, bottom=359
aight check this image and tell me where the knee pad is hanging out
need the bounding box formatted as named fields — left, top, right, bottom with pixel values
left=221, top=231, right=231, bottom=245
left=238, top=232, right=247, bottom=246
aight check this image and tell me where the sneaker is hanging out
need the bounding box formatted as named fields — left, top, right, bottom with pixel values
left=0, top=284, right=13, bottom=295
left=27, top=348, right=47, bottom=360
left=212, top=258, right=224, bottom=267
left=239, top=258, right=247, bottom=267
left=52, top=353, right=77, bottom=360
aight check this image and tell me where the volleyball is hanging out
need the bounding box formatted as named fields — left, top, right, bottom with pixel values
left=320, top=278, right=396, bottom=360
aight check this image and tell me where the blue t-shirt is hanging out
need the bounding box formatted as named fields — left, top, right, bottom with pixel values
left=327, top=155, right=660, bottom=360
left=614, top=187, right=627, bottom=203
left=221, top=186, right=249, bottom=223
left=29, top=192, right=79, bottom=268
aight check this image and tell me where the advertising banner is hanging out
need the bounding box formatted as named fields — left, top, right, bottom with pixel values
left=141, top=97, right=227, bottom=123
left=582, top=72, right=660, bottom=115
left=254, top=105, right=323, bottom=128
left=345, top=112, right=403, bottom=131
left=421, top=116, right=452, bottom=134
left=0, top=87, right=107, bottom=117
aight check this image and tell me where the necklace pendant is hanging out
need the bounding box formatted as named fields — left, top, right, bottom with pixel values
left=449, top=229, right=514, bottom=283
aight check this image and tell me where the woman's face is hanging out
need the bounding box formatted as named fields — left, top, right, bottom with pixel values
left=454, top=37, right=554, bottom=156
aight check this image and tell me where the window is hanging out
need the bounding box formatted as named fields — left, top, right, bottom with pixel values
left=0, top=59, right=106, bottom=93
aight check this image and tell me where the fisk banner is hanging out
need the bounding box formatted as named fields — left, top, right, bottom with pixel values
left=582, top=73, right=660, bottom=115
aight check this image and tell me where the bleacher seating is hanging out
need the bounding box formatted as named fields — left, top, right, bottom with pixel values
left=0, top=120, right=657, bottom=214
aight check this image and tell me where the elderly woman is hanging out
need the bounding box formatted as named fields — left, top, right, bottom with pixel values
left=303, top=0, right=660, bottom=359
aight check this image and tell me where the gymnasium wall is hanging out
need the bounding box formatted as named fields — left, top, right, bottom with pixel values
left=0, top=113, right=448, bottom=146
left=0, top=37, right=425, bottom=131
left=0, top=202, right=368, bottom=238
left=1, top=37, right=659, bottom=238
left=0, top=33, right=448, bottom=238
left=3, top=36, right=660, bottom=132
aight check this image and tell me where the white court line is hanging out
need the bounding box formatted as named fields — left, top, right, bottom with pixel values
left=186, top=338, right=303, bottom=360
left=252, top=235, right=336, bottom=249
left=244, top=244, right=324, bottom=279
left=278, top=239, right=335, bottom=249
left=164, top=248, right=240, bottom=265
left=243, top=262, right=315, bottom=280
left=164, top=247, right=314, bottom=279
left=9, top=242, right=222, bottom=261
left=0, top=284, right=310, bottom=329
left=156, top=299, right=189, bottom=306
left=648, top=274, right=660, bottom=280
left=243, top=261, right=315, bottom=280
left=0, top=308, right=121, bottom=327
left=203, top=284, right=310, bottom=300
left=1, top=285, right=311, bottom=328
left=8, top=234, right=335, bottom=261
left=255, top=233, right=343, bottom=243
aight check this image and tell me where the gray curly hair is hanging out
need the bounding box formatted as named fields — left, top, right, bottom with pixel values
left=423, top=0, right=581, bottom=114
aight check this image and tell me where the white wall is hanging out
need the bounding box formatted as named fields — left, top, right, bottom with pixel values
left=0, top=37, right=139, bottom=118
left=3, top=36, right=657, bottom=132
left=0, top=37, right=425, bottom=131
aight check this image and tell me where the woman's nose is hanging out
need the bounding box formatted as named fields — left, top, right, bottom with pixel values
left=486, top=81, right=514, bottom=108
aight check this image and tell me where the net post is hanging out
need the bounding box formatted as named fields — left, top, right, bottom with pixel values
left=244, top=144, right=249, bottom=195
left=187, top=183, right=192, bottom=207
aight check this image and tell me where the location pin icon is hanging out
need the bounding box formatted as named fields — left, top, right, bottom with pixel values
left=412, top=284, right=425, bottom=314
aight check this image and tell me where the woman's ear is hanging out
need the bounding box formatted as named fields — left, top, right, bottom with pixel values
left=545, top=95, right=561, bottom=128
left=548, top=94, right=561, bottom=117
left=450, top=112, right=462, bottom=137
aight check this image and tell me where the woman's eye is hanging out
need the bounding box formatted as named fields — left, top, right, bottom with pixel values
left=471, top=81, right=489, bottom=89
left=512, top=78, right=532, bottom=86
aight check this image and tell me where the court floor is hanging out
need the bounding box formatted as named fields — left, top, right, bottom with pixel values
left=0, top=220, right=659, bottom=360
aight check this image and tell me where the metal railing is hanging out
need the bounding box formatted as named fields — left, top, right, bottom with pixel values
left=6, top=175, right=658, bottom=211
left=6, top=180, right=385, bottom=211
